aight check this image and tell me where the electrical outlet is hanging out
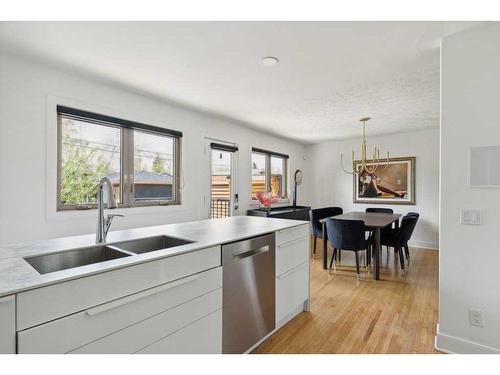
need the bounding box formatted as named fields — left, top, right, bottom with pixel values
left=469, top=308, right=484, bottom=327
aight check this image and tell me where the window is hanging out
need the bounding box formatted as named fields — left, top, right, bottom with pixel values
left=57, top=106, right=182, bottom=210
left=251, top=148, right=288, bottom=200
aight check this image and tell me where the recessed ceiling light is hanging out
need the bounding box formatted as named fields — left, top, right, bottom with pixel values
left=261, top=56, right=279, bottom=67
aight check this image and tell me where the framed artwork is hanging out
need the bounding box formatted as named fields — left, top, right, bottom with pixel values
left=353, top=156, right=416, bottom=205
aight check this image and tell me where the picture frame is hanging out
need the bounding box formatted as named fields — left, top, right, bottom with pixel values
left=353, top=156, right=416, bottom=205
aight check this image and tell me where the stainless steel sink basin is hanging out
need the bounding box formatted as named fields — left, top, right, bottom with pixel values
left=112, top=235, right=195, bottom=254
left=24, top=245, right=131, bottom=274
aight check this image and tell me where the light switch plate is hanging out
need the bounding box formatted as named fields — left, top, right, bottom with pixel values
left=460, top=209, right=481, bottom=225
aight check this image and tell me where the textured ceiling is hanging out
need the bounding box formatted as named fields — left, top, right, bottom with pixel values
left=0, top=22, right=479, bottom=143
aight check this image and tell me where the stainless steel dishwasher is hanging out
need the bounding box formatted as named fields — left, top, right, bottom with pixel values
left=222, top=233, right=275, bottom=354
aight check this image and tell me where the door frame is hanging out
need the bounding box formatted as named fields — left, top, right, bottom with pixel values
left=204, top=137, right=239, bottom=219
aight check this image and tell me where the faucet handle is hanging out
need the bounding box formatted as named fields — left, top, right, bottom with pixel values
left=107, top=213, right=125, bottom=218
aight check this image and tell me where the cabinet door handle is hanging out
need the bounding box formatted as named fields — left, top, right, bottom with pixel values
left=278, top=226, right=304, bottom=234
left=277, top=262, right=308, bottom=279
left=278, top=236, right=308, bottom=248
left=86, top=274, right=202, bottom=316
left=0, top=295, right=14, bottom=304
left=233, top=245, right=269, bottom=262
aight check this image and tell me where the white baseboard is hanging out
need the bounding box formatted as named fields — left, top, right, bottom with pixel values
left=435, top=329, right=500, bottom=354
left=408, top=240, right=439, bottom=250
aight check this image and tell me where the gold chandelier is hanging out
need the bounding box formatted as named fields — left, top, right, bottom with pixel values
left=340, top=117, right=390, bottom=175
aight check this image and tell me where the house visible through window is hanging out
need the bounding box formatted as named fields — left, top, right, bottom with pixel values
left=271, top=155, right=285, bottom=198
left=57, top=106, right=182, bottom=210
left=251, top=152, right=266, bottom=199
left=251, top=148, right=288, bottom=200
left=133, top=130, right=175, bottom=202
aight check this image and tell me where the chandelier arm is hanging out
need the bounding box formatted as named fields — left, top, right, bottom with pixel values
left=340, top=153, right=356, bottom=175
left=376, top=153, right=390, bottom=172
left=341, top=162, right=357, bottom=175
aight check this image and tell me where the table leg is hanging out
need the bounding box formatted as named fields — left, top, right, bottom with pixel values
left=393, top=219, right=400, bottom=255
left=374, top=227, right=381, bottom=280
left=322, top=221, right=328, bottom=270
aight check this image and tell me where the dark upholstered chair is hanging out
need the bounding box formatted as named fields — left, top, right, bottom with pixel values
left=325, top=218, right=371, bottom=279
left=365, top=207, right=395, bottom=257
left=309, top=207, right=343, bottom=255
left=380, top=215, right=418, bottom=270
left=402, top=212, right=419, bottom=260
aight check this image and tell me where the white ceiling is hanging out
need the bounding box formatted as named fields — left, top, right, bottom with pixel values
left=0, top=22, right=479, bottom=143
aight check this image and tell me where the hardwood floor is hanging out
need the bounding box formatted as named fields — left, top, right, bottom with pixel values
left=254, top=239, right=439, bottom=354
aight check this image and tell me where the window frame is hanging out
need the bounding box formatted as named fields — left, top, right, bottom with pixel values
left=251, top=147, right=289, bottom=200
left=56, top=106, right=182, bottom=211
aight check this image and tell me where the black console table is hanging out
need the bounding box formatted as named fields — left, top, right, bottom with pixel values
left=247, top=205, right=311, bottom=221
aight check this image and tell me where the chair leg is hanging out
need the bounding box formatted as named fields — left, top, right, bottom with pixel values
left=364, top=249, right=369, bottom=273
left=338, top=249, right=342, bottom=263
left=355, top=251, right=360, bottom=280
left=313, top=236, right=317, bottom=255
left=367, top=245, right=371, bottom=266
left=404, top=244, right=410, bottom=263
left=397, top=247, right=405, bottom=270
left=329, top=248, right=336, bottom=270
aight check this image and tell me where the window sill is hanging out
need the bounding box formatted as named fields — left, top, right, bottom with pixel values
left=47, top=202, right=188, bottom=222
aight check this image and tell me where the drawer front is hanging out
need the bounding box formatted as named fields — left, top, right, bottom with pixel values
left=17, top=245, right=221, bottom=330
left=17, top=267, right=222, bottom=354
left=276, top=262, right=309, bottom=324
left=70, top=288, right=222, bottom=354
left=276, top=224, right=309, bottom=246
left=0, top=295, right=16, bottom=354
left=276, top=236, right=309, bottom=277
left=137, top=309, right=222, bottom=354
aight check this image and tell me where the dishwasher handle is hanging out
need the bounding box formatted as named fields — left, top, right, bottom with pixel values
left=232, top=245, right=270, bottom=262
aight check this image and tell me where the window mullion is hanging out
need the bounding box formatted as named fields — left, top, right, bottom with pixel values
left=284, top=158, right=288, bottom=199
left=266, top=154, right=271, bottom=193
left=122, top=128, right=134, bottom=207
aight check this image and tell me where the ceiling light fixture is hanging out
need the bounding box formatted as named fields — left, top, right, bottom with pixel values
left=261, top=56, right=279, bottom=66
left=340, top=117, right=390, bottom=175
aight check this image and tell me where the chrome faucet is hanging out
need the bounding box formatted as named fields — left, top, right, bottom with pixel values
left=96, top=176, right=123, bottom=243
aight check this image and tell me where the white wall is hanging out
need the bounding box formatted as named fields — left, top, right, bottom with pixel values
left=304, top=128, right=440, bottom=250
left=0, top=53, right=307, bottom=245
left=436, top=23, right=500, bottom=353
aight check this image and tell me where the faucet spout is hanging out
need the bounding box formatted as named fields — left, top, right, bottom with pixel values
left=100, top=176, right=117, bottom=209
left=96, top=176, right=122, bottom=243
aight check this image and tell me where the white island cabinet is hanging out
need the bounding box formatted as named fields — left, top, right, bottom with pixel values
left=0, top=295, right=16, bottom=353
left=2, top=217, right=311, bottom=354
left=17, top=246, right=222, bottom=354
left=275, top=224, right=310, bottom=327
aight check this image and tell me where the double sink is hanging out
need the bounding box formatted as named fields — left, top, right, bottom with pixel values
left=24, top=235, right=195, bottom=275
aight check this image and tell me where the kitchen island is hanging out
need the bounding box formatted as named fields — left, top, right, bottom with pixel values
left=0, top=216, right=310, bottom=354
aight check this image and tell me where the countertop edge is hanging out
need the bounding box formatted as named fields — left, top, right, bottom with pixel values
left=0, top=217, right=309, bottom=297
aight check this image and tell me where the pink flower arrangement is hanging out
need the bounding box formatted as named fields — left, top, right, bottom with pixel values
left=256, top=192, right=278, bottom=208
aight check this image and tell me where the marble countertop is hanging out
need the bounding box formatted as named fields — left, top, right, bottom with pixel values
left=0, top=216, right=308, bottom=297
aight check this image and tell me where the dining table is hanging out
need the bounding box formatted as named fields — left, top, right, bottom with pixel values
left=320, top=211, right=402, bottom=280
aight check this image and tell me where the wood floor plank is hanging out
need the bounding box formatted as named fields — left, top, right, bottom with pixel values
left=253, top=238, right=439, bottom=354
